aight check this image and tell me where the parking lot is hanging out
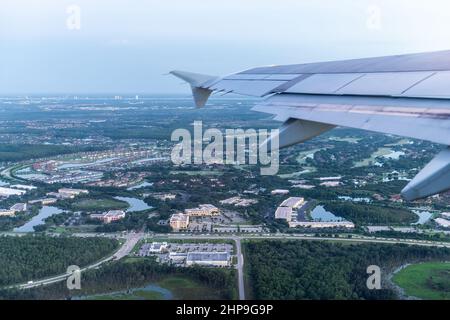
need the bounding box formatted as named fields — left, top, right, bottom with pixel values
left=137, top=242, right=235, bottom=267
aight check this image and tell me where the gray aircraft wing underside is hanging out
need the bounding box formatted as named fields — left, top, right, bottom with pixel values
left=170, top=50, right=450, bottom=201
left=253, top=94, right=450, bottom=145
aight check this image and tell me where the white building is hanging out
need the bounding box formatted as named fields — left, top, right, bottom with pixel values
left=185, top=204, right=220, bottom=216
left=90, top=210, right=126, bottom=223
left=0, top=187, right=26, bottom=197
left=58, top=188, right=89, bottom=196
left=28, top=198, right=57, bottom=205
left=317, top=176, right=343, bottom=181
left=47, top=191, right=74, bottom=199
left=320, top=181, right=342, bottom=187
left=220, top=196, right=258, bottom=207
left=0, top=209, right=16, bottom=217
left=220, top=197, right=241, bottom=205
left=292, top=184, right=315, bottom=190
left=275, top=197, right=305, bottom=222
left=367, top=226, right=391, bottom=233
left=149, top=242, right=168, bottom=253
left=151, top=193, right=176, bottom=201
left=170, top=213, right=190, bottom=230
left=235, top=199, right=258, bottom=207
left=435, top=218, right=450, bottom=228
left=10, top=185, right=37, bottom=191
left=186, top=252, right=230, bottom=267
left=168, top=252, right=187, bottom=264
left=275, top=207, right=293, bottom=220
left=10, top=203, right=27, bottom=212
left=280, top=197, right=305, bottom=209
left=441, top=212, right=450, bottom=218
left=41, top=198, right=58, bottom=205
left=271, top=189, right=289, bottom=195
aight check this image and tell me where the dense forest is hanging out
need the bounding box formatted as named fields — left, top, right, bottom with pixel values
left=0, top=235, right=119, bottom=286
left=324, top=202, right=417, bottom=226
left=0, top=258, right=236, bottom=300
left=366, top=230, right=450, bottom=242
left=244, top=240, right=450, bottom=300
left=0, top=143, right=105, bottom=163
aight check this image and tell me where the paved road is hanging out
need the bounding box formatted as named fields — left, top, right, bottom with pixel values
left=8, top=232, right=450, bottom=293
left=15, top=232, right=144, bottom=289
left=234, top=237, right=245, bottom=300
left=113, top=232, right=143, bottom=260
left=160, top=233, right=450, bottom=249
left=159, top=233, right=450, bottom=300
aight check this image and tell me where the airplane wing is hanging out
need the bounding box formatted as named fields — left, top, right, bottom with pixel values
left=171, top=50, right=450, bottom=201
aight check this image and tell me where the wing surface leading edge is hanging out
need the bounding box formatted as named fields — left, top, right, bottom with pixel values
left=171, top=51, right=450, bottom=200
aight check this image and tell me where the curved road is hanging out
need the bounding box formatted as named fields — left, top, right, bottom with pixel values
left=14, top=232, right=143, bottom=289
left=8, top=232, right=450, bottom=296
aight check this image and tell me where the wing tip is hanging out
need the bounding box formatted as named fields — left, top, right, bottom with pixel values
left=170, top=70, right=217, bottom=87
left=170, top=70, right=218, bottom=107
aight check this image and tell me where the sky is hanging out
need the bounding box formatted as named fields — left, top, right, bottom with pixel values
left=1, top=0, right=450, bottom=95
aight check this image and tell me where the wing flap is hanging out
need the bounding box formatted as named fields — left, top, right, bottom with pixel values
left=402, top=148, right=450, bottom=201
left=253, top=93, right=450, bottom=145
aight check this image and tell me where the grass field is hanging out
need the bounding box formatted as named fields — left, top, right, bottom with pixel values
left=393, top=262, right=450, bottom=300
left=353, top=147, right=392, bottom=168
left=295, top=148, right=324, bottom=165
left=72, top=198, right=129, bottom=211
left=133, top=290, right=165, bottom=300
left=47, top=226, right=68, bottom=234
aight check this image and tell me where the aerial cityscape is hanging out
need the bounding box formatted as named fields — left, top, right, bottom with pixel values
left=0, top=0, right=449, bottom=312
left=0, top=95, right=449, bottom=302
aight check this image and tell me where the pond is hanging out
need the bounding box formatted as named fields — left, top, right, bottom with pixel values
left=114, top=196, right=152, bottom=212
left=412, top=211, right=433, bottom=225
left=310, top=206, right=345, bottom=222
left=13, top=206, right=64, bottom=232
left=77, top=284, right=173, bottom=300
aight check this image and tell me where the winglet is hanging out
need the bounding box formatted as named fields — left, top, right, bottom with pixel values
left=170, top=70, right=218, bottom=107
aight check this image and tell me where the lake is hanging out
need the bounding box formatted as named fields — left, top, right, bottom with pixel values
left=310, top=206, right=345, bottom=222
left=412, top=211, right=433, bottom=225
left=114, top=196, right=152, bottom=212
left=14, top=206, right=64, bottom=232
